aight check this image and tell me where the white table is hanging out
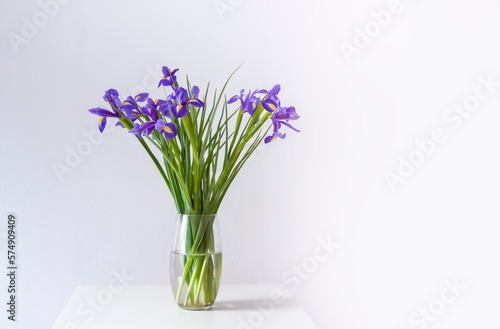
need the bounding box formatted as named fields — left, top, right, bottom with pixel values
left=51, top=284, right=318, bottom=329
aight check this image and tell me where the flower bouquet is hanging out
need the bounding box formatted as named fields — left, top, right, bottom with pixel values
left=88, top=65, right=300, bottom=309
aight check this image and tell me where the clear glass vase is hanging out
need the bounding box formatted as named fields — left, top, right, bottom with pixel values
left=170, top=214, right=222, bottom=310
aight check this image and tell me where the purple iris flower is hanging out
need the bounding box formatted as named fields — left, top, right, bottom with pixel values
left=130, top=122, right=155, bottom=138
left=88, top=107, right=121, bottom=133
left=140, top=98, right=169, bottom=117
left=264, top=130, right=286, bottom=144
left=157, top=96, right=173, bottom=118
left=227, top=89, right=262, bottom=116
left=259, top=86, right=280, bottom=111
left=264, top=103, right=300, bottom=144
left=191, top=86, right=200, bottom=98
left=158, top=66, right=179, bottom=88
left=169, top=87, right=204, bottom=118
left=103, top=89, right=121, bottom=109
left=257, top=84, right=281, bottom=101
left=120, top=92, right=149, bottom=109
left=262, top=99, right=278, bottom=112
left=120, top=93, right=149, bottom=120
left=88, top=88, right=126, bottom=132
left=134, top=92, right=149, bottom=103
left=130, top=104, right=158, bottom=137
left=155, top=119, right=178, bottom=140
left=130, top=98, right=178, bottom=140
left=275, top=106, right=300, bottom=121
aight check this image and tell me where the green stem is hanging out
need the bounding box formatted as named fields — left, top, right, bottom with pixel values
left=175, top=218, right=211, bottom=303
left=194, top=255, right=209, bottom=303
left=228, top=110, right=243, bottom=156
left=208, top=112, right=272, bottom=213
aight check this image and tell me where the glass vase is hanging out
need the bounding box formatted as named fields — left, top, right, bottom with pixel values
left=169, top=214, right=222, bottom=310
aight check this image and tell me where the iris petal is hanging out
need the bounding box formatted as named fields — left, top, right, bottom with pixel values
left=98, top=117, right=107, bottom=133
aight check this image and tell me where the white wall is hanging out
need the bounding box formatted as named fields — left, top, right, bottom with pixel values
left=2, top=0, right=500, bottom=328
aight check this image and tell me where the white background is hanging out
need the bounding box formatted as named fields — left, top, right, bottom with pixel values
left=1, top=0, right=500, bottom=328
